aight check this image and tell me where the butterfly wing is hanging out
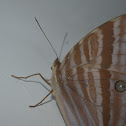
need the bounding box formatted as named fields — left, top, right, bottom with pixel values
left=55, top=14, right=126, bottom=126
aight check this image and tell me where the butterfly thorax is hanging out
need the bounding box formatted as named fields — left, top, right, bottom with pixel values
left=51, top=58, right=62, bottom=97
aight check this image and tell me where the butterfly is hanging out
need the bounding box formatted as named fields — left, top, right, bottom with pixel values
left=12, top=14, right=126, bottom=126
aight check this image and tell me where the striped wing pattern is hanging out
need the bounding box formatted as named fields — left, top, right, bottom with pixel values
left=55, top=15, right=126, bottom=126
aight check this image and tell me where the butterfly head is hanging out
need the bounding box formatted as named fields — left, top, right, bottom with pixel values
left=51, top=58, right=61, bottom=71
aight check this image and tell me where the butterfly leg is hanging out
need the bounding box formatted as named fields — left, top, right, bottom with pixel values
left=29, top=89, right=53, bottom=108
left=12, top=74, right=53, bottom=108
left=11, top=73, right=51, bottom=86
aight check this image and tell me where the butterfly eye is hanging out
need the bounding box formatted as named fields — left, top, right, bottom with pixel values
left=115, top=80, right=126, bottom=92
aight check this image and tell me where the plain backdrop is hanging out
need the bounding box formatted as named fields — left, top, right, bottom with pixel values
left=0, top=0, right=126, bottom=126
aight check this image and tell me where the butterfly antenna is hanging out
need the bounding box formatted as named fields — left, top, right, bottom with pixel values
left=59, top=32, right=68, bottom=60
left=35, top=17, right=58, bottom=59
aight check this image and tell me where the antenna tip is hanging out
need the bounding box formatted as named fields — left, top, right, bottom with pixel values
left=35, top=17, right=37, bottom=21
left=11, top=75, right=15, bottom=78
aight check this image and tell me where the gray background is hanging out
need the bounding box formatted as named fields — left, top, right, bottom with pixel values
left=0, top=0, right=126, bottom=126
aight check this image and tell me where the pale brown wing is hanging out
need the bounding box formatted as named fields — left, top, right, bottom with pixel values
left=60, top=14, right=126, bottom=75
left=60, top=68, right=126, bottom=126
left=57, top=14, right=126, bottom=126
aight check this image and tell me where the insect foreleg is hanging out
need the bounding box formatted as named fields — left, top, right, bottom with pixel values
left=11, top=73, right=51, bottom=86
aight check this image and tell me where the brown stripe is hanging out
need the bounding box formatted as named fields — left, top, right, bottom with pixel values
left=99, top=21, right=114, bottom=125
left=83, top=36, right=90, bottom=62
left=74, top=45, right=82, bottom=66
